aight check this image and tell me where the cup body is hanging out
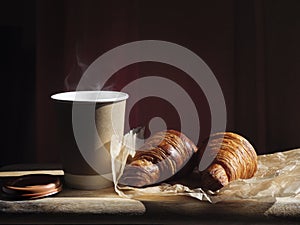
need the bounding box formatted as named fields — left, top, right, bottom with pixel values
left=51, top=91, right=128, bottom=189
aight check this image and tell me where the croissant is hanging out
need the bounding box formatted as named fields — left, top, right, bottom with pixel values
left=119, top=130, right=198, bottom=187
left=197, top=132, right=258, bottom=191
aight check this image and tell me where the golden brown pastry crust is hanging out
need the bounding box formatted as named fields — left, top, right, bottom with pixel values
left=197, top=132, right=258, bottom=191
left=119, top=130, right=198, bottom=187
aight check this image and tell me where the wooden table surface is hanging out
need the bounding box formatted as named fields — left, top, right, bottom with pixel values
left=0, top=164, right=299, bottom=224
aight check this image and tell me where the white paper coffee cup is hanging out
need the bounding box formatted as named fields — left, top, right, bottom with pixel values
left=51, top=91, right=128, bottom=189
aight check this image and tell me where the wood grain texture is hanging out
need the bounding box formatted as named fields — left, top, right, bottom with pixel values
left=1, top=164, right=300, bottom=224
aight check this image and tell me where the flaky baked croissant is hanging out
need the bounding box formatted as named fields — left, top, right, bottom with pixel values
left=197, top=132, right=258, bottom=191
left=119, top=130, right=198, bottom=187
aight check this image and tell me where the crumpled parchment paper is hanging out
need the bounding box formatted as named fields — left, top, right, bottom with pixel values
left=212, top=148, right=300, bottom=202
left=111, top=131, right=300, bottom=203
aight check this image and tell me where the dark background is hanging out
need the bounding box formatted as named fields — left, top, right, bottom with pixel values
left=1, top=0, right=300, bottom=166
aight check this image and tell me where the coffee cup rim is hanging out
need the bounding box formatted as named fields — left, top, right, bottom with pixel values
left=51, top=91, right=129, bottom=103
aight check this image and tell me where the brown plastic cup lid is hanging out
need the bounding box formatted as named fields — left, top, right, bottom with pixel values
left=2, top=174, right=62, bottom=200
